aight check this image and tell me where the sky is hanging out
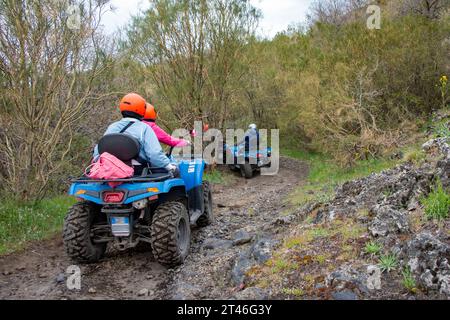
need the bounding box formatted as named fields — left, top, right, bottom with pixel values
left=101, top=0, right=314, bottom=38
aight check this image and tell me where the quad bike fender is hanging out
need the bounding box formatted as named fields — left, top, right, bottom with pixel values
left=178, top=159, right=205, bottom=191
left=69, top=179, right=186, bottom=205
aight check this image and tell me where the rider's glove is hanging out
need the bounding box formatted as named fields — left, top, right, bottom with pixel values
left=176, top=139, right=191, bottom=147
left=165, top=163, right=180, bottom=177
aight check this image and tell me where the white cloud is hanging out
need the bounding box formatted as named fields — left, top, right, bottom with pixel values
left=251, top=0, right=313, bottom=37
left=101, top=0, right=150, bottom=35
left=101, top=0, right=313, bottom=37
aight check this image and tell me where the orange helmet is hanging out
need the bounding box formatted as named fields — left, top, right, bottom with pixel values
left=144, top=103, right=158, bottom=121
left=119, top=93, right=147, bottom=117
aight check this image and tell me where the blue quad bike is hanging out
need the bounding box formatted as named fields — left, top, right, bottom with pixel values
left=64, top=134, right=214, bottom=267
left=223, top=144, right=272, bottom=179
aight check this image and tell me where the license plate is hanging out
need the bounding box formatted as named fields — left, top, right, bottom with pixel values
left=110, top=216, right=131, bottom=237
left=111, top=217, right=129, bottom=225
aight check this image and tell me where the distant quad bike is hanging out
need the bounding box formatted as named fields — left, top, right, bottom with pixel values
left=64, top=134, right=213, bottom=267
left=224, top=144, right=272, bottom=179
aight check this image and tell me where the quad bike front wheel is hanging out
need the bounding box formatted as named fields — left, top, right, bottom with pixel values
left=197, top=181, right=214, bottom=227
left=150, top=201, right=191, bottom=267
left=63, top=202, right=107, bottom=263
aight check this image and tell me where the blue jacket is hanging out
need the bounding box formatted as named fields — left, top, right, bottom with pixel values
left=93, top=118, right=171, bottom=168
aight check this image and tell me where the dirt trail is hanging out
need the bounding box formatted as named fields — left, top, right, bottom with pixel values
left=0, top=158, right=308, bottom=300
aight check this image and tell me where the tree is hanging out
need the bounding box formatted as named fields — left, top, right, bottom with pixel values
left=125, top=0, right=260, bottom=130
left=399, top=0, right=450, bottom=19
left=307, top=0, right=369, bottom=26
left=0, top=0, right=113, bottom=200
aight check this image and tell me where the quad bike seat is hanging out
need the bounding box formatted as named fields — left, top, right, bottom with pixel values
left=98, top=133, right=140, bottom=162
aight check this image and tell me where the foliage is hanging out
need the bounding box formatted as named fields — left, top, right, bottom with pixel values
left=1, top=0, right=449, bottom=200
left=378, top=253, right=398, bottom=273
left=125, top=0, right=260, bottom=130
left=284, top=148, right=396, bottom=206
left=402, top=266, right=418, bottom=293
left=364, top=241, right=383, bottom=256
left=421, top=181, right=450, bottom=220
left=0, top=197, right=75, bottom=255
left=0, top=0, right=115, bottom=200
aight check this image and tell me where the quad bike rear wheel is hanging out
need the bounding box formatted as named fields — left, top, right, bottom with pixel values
left=197, top=181, right=214, bottom=227
left=241, top=163, right=254, bottom=179
left=63, top=202, right=107, bottom=263
left=150, top=201, right=190, bottom=267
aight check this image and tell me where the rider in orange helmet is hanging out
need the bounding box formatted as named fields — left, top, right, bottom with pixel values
left=93, top=93, right=177, bottom=173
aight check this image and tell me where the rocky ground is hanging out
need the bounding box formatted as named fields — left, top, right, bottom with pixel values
left=243, top=114, right=450, bottom=300
left=0, top=157, right=308, bottom=300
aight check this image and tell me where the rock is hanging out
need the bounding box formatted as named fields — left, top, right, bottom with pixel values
left=233, top=287, right=269, bottom=300
left=138, top=288, right=149, bottom=297
left=368, top=205, right=410, bottom=237
left=400, top=233, right=450, bottom=296
left=326, top=265, right=368, bottom=295
left=422, top=137, right=450, bottom=159
left=233, top=230, right=253, bottom=246
left=202, top=238, right=233, bottom=251
left=438, top=274, right=450, bottom=296
left=231, top=254, right=254, bottom=286
left=172, top=282, right=202, bottom=300
left=273, top=216, right=294, bottom=225
left=251, top=238, right=276, bottom=264
left=88, top=287, right=97, bottom=294
left=331, top=290, right=359, bottom=300
left=56, top=273, right=65, bottom=284
left=315, top=283, right=326, bottom=290
left=366, top=265, right=382, bottom=290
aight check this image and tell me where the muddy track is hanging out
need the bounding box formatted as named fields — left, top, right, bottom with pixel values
left=0, top=158, right=308, bottom=300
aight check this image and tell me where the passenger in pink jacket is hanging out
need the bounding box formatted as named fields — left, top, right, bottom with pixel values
left=143, top=103, right=190, bottom=147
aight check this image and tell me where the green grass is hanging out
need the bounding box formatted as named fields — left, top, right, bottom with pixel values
left=0, top=196, right=75, bottom=255
left=364, top=241, right=383, bottom=256
left=421, top=181, right=450, bottom=221
left=402, top=267, right=418, bottom=294
left=204, top=169, right=234, bottom=185
left=378, top=254, right=398, bottom=273
left=282, top=287, right=304, bottom=297
left=283, top=149, right=397, bottom=206
left=433, top=120, right=450, bottom=139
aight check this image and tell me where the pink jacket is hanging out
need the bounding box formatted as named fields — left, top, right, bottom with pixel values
left=143, top=121, right=189, bottom=148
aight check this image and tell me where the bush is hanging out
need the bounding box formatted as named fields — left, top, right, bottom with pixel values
left=250, top=8, right=450, bottom=164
